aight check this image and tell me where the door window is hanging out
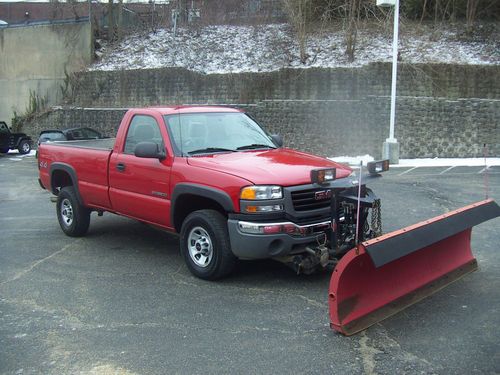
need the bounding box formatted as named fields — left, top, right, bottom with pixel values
left=123, top=115, right=164, bottom=154
left=0, top=122, right=9, bottom=134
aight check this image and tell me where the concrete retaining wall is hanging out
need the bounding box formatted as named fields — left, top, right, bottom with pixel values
left=24, top=64, right=500, bottom=158
left=0, top=21, right=92, bottom=126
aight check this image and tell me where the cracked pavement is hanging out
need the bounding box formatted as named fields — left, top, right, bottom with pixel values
left=0, top=153, right=499, bottom=374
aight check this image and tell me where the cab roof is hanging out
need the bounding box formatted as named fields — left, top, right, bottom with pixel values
left=136, top=106, right=244, bottom=115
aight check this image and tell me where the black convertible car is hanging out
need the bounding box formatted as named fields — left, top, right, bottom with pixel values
left=0, top=121, right=33, bottom=154
left=37, top=127, right=106, bottom=145
left=36, top=127, right=108, bottom=157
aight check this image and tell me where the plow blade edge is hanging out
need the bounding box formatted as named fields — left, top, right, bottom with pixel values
left=329, top=199, right=500, bottom=336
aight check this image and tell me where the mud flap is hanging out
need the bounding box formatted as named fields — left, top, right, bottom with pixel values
left=329, top=199, right=500, bottom=336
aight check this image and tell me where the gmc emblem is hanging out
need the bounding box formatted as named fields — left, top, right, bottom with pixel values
left=314, top=190, right=332, bottom=201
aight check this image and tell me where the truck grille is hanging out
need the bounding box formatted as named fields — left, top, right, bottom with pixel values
left=291, top=188, right=331, bottom=212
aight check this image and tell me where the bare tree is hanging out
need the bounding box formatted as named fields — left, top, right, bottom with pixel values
left=49, top=0, right=63, bottom=21
left=344, top=0, right=360, bottom=62
left=117, top=0, right=123, bottom=41
left=282, top=0, right=313, bottom=64
left=466, top=0, right=479, bottom=33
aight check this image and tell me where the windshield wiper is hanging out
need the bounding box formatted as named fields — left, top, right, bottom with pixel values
left=188, top=147, right=235, bottom=155
left=236, top=144, right=276, bottom=151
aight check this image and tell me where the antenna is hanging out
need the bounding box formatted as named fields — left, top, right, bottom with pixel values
left=483, top=143, right=489, bottom=200
left=355, top=161, right=363, bottom=252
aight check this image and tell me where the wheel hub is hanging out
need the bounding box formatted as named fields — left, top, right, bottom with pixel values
left=188, top=227, right=213, bottom=268
left=60, top=198, right=73, bottom=227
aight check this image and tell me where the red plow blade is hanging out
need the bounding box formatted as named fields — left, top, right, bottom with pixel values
left=329, top=199, right=500, bottom=336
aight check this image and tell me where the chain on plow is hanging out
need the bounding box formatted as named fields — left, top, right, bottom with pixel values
left=370, top=198, right=382, bottom=238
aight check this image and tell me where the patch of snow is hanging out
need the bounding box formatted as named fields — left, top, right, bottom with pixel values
left=329, top=154, right=375, bottom=166
left=6, top=150, right=36, bottom=158
left=90, top=23, right=499, bottom=74
left=329, top=155, right=500, bottom=167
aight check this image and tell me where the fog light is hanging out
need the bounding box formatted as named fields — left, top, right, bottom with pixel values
left=311, top=168, right=336, bottom=185
left=239, top=222, right=264, bottom=234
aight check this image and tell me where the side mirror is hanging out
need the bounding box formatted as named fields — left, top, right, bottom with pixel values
left=271, top=134, right=283, bottom=147
left=134, top=142, right=166, bottom=160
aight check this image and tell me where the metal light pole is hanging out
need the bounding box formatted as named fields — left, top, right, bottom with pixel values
left=378, top=0, right=400, bottom=164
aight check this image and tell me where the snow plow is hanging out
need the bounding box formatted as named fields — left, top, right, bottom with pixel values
left=324, top=162, right=500, bottom=335
left=280, top=160, right=499, bottom=336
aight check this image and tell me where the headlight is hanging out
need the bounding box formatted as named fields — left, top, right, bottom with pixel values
left=240, top=186, right=283, bottom=200
left=245, top=204, right=284, bottom=213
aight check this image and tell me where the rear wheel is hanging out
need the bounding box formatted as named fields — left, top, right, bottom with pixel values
left=180, top=210, right=236, bottom=280
left=18, top=140, right=31, bottom=154
left=56, top=187, right=90, bottom=237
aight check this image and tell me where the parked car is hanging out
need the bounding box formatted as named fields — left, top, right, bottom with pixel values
left=0, top=121, right=33, bottom=154
left=36, top=127, right=107, bottom=157
left=38, top=127, right=106, bottom=146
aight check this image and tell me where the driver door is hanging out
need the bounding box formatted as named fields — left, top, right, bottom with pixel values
left=109, top=115, right=172, bottom=227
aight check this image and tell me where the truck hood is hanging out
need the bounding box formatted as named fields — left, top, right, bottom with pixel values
left=186, top=148, right=352, bottom=186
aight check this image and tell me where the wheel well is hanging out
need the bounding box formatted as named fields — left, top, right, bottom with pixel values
left=174, top=194, right=227, bottom=232
left=51, top=169, right=73, bottom=194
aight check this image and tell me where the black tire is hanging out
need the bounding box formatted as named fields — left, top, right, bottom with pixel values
left=180, top=210, right=236, bottom=280
left=18, top=140, right=31, bottom=154
left=56, top=187, right=90, bottom=237
left=0, top=148, right=9, bottom=154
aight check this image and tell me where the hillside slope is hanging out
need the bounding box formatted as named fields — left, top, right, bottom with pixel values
left=91, top=22, right=500, bottom=74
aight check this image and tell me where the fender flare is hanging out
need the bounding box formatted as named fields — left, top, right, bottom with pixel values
left=14, top=136, right=32, bottom=148
left=171, top=183, right=235, bottom=229
left=49, top=162, right=84, bottom=205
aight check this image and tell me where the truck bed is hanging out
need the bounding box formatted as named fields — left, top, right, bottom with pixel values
left=38, top=139, right=115, bottom=209
left=46, top=138, right=116, bottom=150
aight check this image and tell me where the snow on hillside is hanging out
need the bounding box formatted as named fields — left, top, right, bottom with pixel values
left=91, top=23, right=500, bottom=74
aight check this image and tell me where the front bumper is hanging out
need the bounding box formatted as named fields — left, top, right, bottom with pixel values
left=227, top=219, right=331, bottom=259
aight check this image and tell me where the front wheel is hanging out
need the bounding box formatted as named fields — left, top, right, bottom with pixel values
left=180, top=210, right=236, bottom=280
left=18, top=140, right=31, bottom=154
left=56, top=187, right=90, bottom=237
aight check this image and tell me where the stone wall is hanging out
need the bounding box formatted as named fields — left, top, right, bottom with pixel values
left=24, top=63, right=500, bottom=158
left=73, top=64, right=500, bottom=107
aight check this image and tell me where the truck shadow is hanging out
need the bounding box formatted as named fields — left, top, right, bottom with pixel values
left=84, top=214, right=332, bottom=285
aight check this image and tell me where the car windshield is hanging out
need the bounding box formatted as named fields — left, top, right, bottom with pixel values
left=164, top=112, right=276, bottom=156
left=39, top=132, right=66, bottom=141
left=66, top=128, right=102, bottom=140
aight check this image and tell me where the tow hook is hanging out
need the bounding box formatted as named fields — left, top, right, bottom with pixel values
left=276, top=245, right=335, bottom=275
left=305, top=245, right=330, bottom=268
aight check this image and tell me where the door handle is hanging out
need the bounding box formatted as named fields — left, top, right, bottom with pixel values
left=116, top=163, right=126, bottom=172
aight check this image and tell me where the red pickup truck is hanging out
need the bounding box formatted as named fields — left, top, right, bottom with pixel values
left=38, top=106, right=381, bottom=280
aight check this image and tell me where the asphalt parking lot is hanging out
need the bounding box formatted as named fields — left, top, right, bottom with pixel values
left=1, top=152, right=499, bottom=375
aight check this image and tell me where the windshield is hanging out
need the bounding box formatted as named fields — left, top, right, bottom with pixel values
left=164, top=112, right=276, bottom=156
left=39, top=132, right=66, bottom=141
